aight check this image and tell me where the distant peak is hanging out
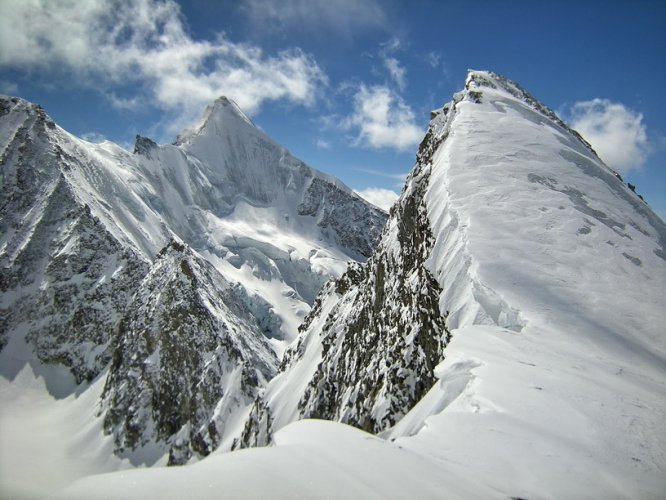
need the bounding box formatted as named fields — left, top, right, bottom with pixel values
left=133, top=135, right=158, bottom=156
left=0, top=95, right=57, bottom=130
left=175, top=96, right=254, bottom=146
left=210, top=96, right=254, bottom=125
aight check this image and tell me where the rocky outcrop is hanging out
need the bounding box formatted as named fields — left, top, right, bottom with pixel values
left=298, top=178, right=386, bottom=257
left=0, top=98, right=149, bottom=381
left=101, top=241, right=279, bottom=465
left=239, top=100, right=452, bottom=446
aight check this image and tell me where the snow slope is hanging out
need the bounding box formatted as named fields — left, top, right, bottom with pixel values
left=0, top=366, right=130, bottom=499
left=50, top=419, right=498, bottom=500
left=385, top=70, right=666, bottom=497
left=58, top=70, right=666, bottom=499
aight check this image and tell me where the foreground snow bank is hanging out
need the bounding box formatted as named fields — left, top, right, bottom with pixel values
left=388, top=324, right=666, bottom=499
left=0, top=365, right=130, bottom=499
left=50, top=419, right=495, bottom=500
left=48, top=327, right=666, bottom=499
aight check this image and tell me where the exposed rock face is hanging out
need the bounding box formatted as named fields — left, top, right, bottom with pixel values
left=295, top=158, right=449, bottom=432
left=0, top=97, right=149, bottom=382
left=101, top=241, right=278, bottom=465
left=298, top=178, right=386, bottom=257
left=133, top=135, right=158, bottom=157
left=238, top=100, right=452, bottom=447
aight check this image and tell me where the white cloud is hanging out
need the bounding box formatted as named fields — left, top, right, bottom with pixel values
left=0, top=0, right=327, bottom=129
left=81, top=131, right=108, bottom=144
left=343, top=84, right=423, bottom=151
left=378, top=38, right=406, bottom=90
left=354, top=187, right=399, bottom=211
left=357, top=168, right=409, bottom=187
left=569, top=98, right=649, bottom=174
left=108, top=93, right=143, bottom=111
left=383, top=57, right=406, bottom=91
left=316, top=138, right=331, bottom=149
left=241, top=0, right=387, bottom=36
left=0, top=79, right=18, bottom=95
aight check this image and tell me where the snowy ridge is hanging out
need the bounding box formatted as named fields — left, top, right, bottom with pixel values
left=231, top=70, right=665, bottom=498
left=395, top=71, right=666, bottom=496
left=428, top=70, right=666, bottom=357
left=424, top=83, right=525, bottom=331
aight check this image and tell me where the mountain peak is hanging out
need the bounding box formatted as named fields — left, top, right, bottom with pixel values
left=1, top=95, right=58, bottom=131
left=133, top=134, right=158, bottom=156
left=174, top=96, right=254, bottom=146
left=459, top=69, right=600, bottom=160
left=209, top=96, right=254, bottom=125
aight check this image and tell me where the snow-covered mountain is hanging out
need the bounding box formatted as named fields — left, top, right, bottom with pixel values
left=182, top=70, right=664, bottom=498
left=99, top=240, right=279, bottom=465
left=0, top=94, right=386, bottom=473
left=238, top=71, right=666, bottom=463
left=3, top=69, right=666, bottom=499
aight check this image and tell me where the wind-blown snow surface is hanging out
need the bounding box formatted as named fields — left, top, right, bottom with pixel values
left=54, top=70, right=666, bottom=499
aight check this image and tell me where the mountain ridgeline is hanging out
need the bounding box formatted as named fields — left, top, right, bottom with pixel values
left=238, top=70, right=666, bottom=451
left=238, top=111, right=451, bottom=446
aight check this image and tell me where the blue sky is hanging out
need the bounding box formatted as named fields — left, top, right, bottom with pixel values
left=0, top=0, right=664, bottom=215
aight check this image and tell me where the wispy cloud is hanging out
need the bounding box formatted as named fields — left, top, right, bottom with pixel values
left=354, top=187, right=399, bottom=211
left=81, top=131, right=108, bottom=144
left=241, top=0, right=388, bottom=37
left=108, top=93, right=144, bottom=111
left=342, top=84, right=423, bottom=151
left=0, top=79, right=18, bottom=95
left=379, top=38, right=406, bottom=90
left=0, top=0, right=327, bottom=133
left=316, top=138, right=331, bottom=149
left=568, top=98, right=649, bottom=174
left=358, top=168, right=409, bottom=182
left=424, top=51, right=441, bottom=69
left=383, top=57, right=406, bottom=91
left=380, top=37, right=402, bottom=53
